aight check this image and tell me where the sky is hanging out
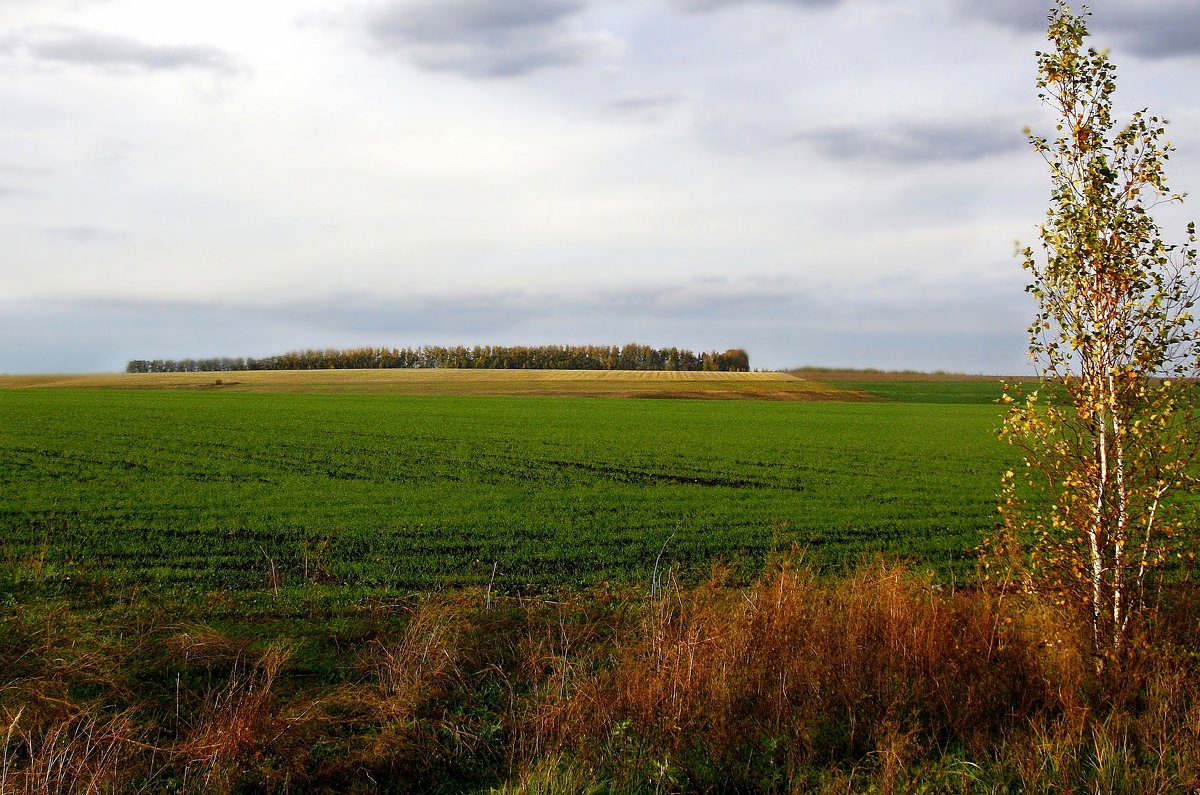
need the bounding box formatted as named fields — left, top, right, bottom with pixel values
left=1, top=0, right=1198, bottom=374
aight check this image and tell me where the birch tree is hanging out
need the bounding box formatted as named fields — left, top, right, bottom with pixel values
left=996, top=1, right=1200, bottom=664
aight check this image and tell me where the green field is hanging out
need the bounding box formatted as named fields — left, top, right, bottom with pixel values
left=0, top=374, right=1013, bottom=593
left=831, top=379, right=1007, bottom=404
left=9, top=372, right=1200, bottom=795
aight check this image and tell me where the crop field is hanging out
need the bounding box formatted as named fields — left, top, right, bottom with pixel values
left=0, top=371, right=1013, bottom=593
left=0, top=367, right=859, bottom=400
left=827, top=379, right=1010, bottom=405
left=13, top=370, right=1200, bottom=793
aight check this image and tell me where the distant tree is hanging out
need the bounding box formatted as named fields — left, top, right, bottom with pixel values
left=720, top=349, right=750, bottom=372
left=125, top=343, right=752, bottom=374
left=995, top=1, right=1200, bottom=664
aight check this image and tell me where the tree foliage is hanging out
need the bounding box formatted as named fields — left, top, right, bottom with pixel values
left=126, top=344, right=751, bottom=374
left=993, top=2, right=1200, bottom=660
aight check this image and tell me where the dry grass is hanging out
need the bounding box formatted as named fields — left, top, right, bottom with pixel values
left=2, top=705, right=143, bottom=795
left=522, top=560, right=1057, bottom=791
left=2, top=563, right=1198, bottom=792
left=510, top=559, right=1200, bottom=793
left=174, top=643, right=292, bottom=793
left=0, top=369, right=866, bottom=400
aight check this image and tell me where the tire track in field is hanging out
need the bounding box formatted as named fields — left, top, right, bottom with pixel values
left=536, top=458, right=775, bottom=489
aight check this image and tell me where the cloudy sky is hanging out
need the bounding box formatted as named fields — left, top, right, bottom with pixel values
left=2, top=0, right=1198, bottom=374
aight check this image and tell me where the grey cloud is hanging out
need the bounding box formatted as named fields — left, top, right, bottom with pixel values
left=364, top=0, right=610, bottom=77
left=272, top=291, right=534, bottom=335
left=676, top=0, right=842, bottom=11
left=960, top=1, right=1200, bottom=60
left=608, top=94, right=687, bottom=122
left=100, top=285, right=790, bottom=340
left=795, top=118, right=1026, bottom=163
left=958, top=0, right=1047, bottom=32
left=1109, top=6, right=1200, bottom=59
left=3, top=27, right=238, bottom=74
left=371, top=0, right=585, bottom=40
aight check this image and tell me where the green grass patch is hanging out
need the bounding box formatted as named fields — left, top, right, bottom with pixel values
left=830, top=379, right=1007, bottom=404
left=0, top=389, right=1011, bottom=593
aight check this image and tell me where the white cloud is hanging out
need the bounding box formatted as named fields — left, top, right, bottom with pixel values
left=0, top=0, right=1195, bottom=373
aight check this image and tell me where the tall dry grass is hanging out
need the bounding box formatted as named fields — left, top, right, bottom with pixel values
left=174, top=642, right=291, bottom=793
left=1, top=560, right=1198, bottom=793
left=518, top=558, right=1199, bottom=792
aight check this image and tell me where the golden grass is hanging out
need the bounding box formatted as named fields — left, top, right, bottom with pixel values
left=6, top=563, right=1199, bottom=792
left=4, top=563, right=1200, bottom=792
left=0, top=369, right=868, bottom=400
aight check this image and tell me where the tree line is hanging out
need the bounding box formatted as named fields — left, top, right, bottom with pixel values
left=126, top=344, right=751, bottom=374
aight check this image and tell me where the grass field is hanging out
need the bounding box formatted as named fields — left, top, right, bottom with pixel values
left=7, top=370, right=1200, bottom=793
left=0, top=370, right=1011, bottom=593
left=827, top=379, right=1009, bottom=404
